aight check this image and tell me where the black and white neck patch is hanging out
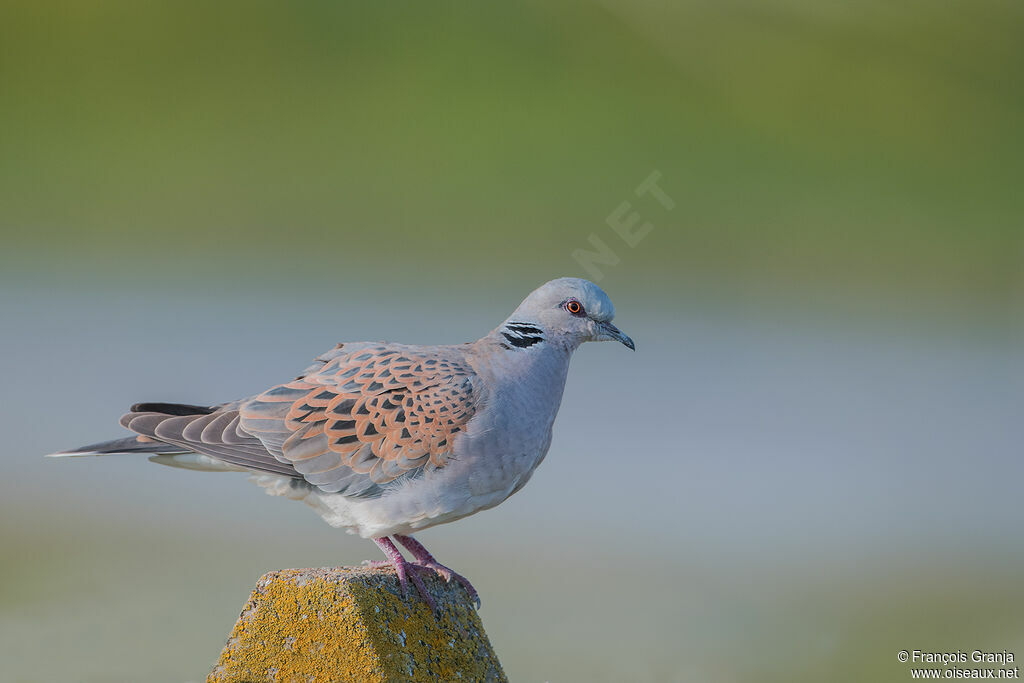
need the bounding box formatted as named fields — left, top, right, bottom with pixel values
left=500, top=322, right=544, bottom=349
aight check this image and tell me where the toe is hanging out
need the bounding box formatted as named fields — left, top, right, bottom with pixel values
left=432, top=565, right=454, bottom=582
left=361, top=559, right=392, bottom=570
left=408, top=570, right=438, bottom=613
left=394, top=569, right=411, bottom=597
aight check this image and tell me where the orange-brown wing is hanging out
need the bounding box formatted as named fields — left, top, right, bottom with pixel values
left=239, top=344, right=478, bottom=495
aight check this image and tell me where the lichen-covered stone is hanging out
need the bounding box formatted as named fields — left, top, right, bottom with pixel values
left=207, top=566, right=506, bottom=683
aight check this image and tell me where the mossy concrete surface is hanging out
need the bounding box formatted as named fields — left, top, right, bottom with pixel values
left=207, top=566, right=506, bottom=683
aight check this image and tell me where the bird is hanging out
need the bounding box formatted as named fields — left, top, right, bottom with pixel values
left=48, top=277, right=634, bottom=611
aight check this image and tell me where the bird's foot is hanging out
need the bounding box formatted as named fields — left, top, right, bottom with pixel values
left=394, top=534, right=481, bottom=608
left=372, top=537, right=438, bottom=613
left=410, top=561, right=481, bottom=608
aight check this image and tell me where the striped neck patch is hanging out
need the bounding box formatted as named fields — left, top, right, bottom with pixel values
left=500, top=322, right=544, bottom=349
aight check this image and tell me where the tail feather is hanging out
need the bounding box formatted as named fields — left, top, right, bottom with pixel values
left=147, top=453, right=249, bottom=472
left=46, top=400, right=297, bottom=480
left=47, top=401, right=215, bottom=458
left=129, top=402, right=215, bottom=416
left=45, top=436, right=188, bottom=458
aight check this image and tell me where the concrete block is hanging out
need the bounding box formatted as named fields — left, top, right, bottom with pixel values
left=207, top=566, right=506, bottom=683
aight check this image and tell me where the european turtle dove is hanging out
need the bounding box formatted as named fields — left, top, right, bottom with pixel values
left=49, top=278, right=634, bottom=610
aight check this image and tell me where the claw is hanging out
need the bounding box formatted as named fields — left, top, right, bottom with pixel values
left=410, top=562, right=480, bottom=608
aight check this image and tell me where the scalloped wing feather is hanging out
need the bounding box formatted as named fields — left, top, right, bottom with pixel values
left=239, top=344, right=478, bottom=493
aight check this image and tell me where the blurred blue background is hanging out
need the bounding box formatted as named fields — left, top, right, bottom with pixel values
left=1, top=2, right=1022, bottom=681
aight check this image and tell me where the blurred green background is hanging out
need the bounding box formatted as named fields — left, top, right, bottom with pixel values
left=1, top=2, right=1022, bottom=682
left=3, top=0, right=1022, bottom=308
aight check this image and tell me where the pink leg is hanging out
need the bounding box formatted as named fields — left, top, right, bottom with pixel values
left=371, top=537, right=437, bottom=612
left=394, top=534, right=481, bottom=608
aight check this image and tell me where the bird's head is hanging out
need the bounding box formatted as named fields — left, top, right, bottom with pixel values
left=503, top=277, right=634, bottom=351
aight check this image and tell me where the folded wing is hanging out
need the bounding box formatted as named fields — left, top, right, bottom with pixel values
left=118, top=343, right=479, bottom=498
left=239, top=344, right=478, bottom=495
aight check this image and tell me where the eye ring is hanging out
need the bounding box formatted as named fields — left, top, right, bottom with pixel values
left=565, top=299, right=585, bottom=316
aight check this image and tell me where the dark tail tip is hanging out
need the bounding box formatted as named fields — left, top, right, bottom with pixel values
left=130, top=402, right=216, bottom=416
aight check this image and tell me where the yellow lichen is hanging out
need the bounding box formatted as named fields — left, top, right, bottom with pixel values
left=206, top=567, right=505, bottom=683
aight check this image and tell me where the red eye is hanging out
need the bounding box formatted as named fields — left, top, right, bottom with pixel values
left=565, top=299, right=584, bottom=315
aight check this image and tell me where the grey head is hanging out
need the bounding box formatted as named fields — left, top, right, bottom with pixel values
left=498, top=277, right=634, bottom=351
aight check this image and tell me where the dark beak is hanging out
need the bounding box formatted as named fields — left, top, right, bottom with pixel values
left=597, top=320, right=635, bottom=351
